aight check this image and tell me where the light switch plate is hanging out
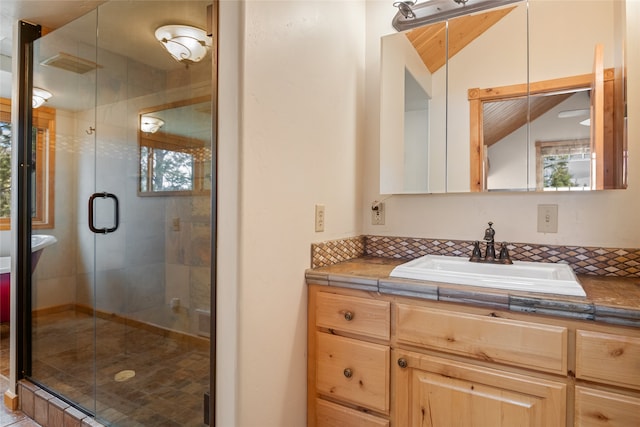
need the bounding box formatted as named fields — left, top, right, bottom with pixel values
left=537, top=204, right=558, bottom=233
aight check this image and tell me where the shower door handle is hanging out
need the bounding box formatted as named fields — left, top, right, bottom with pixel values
left=88, top=192, right=120, bottom=234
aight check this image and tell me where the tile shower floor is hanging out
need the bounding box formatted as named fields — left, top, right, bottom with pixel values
left=3, top=309, right=209, bottom=427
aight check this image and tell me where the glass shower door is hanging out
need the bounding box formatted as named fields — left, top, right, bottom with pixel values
left=30, top=2, right=213, bottom=425
left=30, top=7, right=99, bottom=413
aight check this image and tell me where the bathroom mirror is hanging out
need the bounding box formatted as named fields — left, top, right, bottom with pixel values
left=138, top=96, right=212, bottom=196
left=380, top=0, right=627, bottom=194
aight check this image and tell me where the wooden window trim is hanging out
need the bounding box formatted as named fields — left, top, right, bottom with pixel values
left=0, top=97, right=56, bottom=230
left=468, top=69, right=617, bottom=192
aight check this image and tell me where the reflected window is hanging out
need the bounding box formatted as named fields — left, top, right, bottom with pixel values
left=140, top=146, right=195, bottom=192
left=138, top=96, right=211, bottom=196
left=536, top=139, right=590, bottom=191
left=0, top=97, right=55, bottom=229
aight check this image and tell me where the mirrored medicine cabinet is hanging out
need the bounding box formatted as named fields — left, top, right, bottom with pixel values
left=380, top=0, right=627, bottom=194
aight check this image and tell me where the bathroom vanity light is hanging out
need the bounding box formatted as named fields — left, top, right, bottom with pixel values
left=32, top=87, right=52, bottom=109
left=154, top=24, right=211, bottom=63
left=392, top=0, right=521, bottom=31
left=140, top=116, right=165, bottom=134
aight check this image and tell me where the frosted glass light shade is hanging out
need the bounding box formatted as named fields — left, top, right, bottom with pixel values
left=155, top=25, right=211, bottom=63
left=32, top=87, right=52, bottom=108
left=140, top=116, right=165, bottom=133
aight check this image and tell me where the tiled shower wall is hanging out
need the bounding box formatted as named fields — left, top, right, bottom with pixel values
left=311, top=235, right=640, bottom=277
left=165, top=196, right=211, bottom=335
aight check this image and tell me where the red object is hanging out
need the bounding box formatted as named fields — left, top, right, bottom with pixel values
left=0, top=272, right=9, bottom=323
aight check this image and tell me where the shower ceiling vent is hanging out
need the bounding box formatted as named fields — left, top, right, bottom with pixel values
left=40, top=52, right=101, bottom=74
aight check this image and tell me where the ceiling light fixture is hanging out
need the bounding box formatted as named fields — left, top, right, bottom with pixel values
left=140, top=116, right=165, bottom=134
left=32, top=87, right=52, bottom=109
left=154, top=24, right=212, bottom=64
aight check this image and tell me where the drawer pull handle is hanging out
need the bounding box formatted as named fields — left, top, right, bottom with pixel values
left=344, top=311, right=354, bottom=321
left=397, top=358, right=408, bottom=369
left=343, top=368, right=353, bottom=378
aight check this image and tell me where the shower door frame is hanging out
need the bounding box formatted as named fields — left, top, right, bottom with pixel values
left=14, top=19, right=42, bottom=384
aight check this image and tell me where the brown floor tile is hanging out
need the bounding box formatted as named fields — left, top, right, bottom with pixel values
left=0, top=307, right=209, bottom=427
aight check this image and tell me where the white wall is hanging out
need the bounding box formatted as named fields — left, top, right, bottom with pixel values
left=216, top=1, right=639, bottom=426
left=217, top=1, right=365, bottom=426
left=364, top=0, right=640, bottom=248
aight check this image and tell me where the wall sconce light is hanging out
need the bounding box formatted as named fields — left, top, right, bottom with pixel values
left=154, top=24, right=212, bottom=64
left=140, top=116, right=165, bottom=134
left=32, top=87, right=52, bottom=109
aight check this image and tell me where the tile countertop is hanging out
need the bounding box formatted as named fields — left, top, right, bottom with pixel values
left=305, top=256, right=640, bottom=327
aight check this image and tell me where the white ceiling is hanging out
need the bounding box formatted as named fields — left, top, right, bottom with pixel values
left=0, top=0, right=108, bottom=51
left=0, top=1, right=212, bottom=108
left=1, top=1, right=107, bottom=100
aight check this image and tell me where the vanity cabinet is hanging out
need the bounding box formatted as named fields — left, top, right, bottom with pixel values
left=574, top=331, right=640, bottom=426
left=307, top=285, right=640, bottom=426
left=309, top=288, right=391, bottom=427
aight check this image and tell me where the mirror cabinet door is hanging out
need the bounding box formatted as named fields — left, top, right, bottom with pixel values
left=380, top=0, right=627, bottom=194
left=380, top=22, right=447, bottom=194
left=446, top=3, right=527, bottom=192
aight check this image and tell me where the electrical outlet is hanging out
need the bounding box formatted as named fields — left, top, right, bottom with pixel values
left=372, top=202, right=385, bottom=225
left=537, top=204, right=558, bottom=233
left=315, top=204, right=325, bottom=232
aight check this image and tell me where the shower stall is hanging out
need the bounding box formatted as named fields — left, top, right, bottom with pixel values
left=16, top=1, right=215, bottom=425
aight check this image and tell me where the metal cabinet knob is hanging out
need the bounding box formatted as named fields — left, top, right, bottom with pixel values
left=397, top=358, right=408, bottom=369
left=343, top=368, right=353, bottom=378
left=344, top=311, right=354, bottom=321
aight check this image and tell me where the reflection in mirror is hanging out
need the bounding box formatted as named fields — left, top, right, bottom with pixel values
left=380, top=0, right=627, bottom=194
left=469, top=72, right=601, bottom=191
left=447, top=3, right=526, bottom=193
left=380, top=21, right=446, bottom=193
left=138, top=96, right=211, bottom=196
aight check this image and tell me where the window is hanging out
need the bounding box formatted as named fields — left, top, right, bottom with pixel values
left=0, top=97, right=56, bottom=230
left=535, top=139, right=590, bottom=191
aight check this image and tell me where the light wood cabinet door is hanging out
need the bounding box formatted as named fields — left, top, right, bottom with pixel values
left=316, top=332, right=390, bottom=413
left=575, top=386, right=640, bottom=427
left=576, top=330, right=640, bottom=390
left=393, top=349, right=566, bottom=427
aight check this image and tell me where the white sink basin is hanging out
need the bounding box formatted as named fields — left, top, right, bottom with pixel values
left=390, top=255, right=586, bottom=297
left=32, top=234, right=58, bottom=252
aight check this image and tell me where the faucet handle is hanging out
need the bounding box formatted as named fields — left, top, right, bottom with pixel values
left=498, top=242, right=513, bottom=264
left=470, top=241, right=482, bottom=262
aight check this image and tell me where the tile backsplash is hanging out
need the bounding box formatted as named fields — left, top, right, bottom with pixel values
left=311, top=235, right=640, bottom=278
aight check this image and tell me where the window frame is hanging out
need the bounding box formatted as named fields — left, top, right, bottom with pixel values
left=0, top=97, right=56, bottom=230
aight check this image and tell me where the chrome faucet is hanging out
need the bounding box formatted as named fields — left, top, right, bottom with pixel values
left=470, top=222, right=513, bottom=264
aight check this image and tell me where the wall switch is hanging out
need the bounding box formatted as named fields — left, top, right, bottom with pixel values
left=315, top=204, right=325, bottom=232
left=537, top=204, right=558, bottom=233
left=372, top=202, right=385, bottom=225
left=172, top=217, right=180, bottom=231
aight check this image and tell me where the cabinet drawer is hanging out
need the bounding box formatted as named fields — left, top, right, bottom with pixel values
left=396, top=304, right=567, bottom=374
left=575, top=386, right=640, bottom=426
left=316, top=292, right=390, bottom=340
left=576, top=330, right=640, bottom=390
left=316, top=399, right=389, bottom=427
left=316, top=333, right=390, bottom=413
